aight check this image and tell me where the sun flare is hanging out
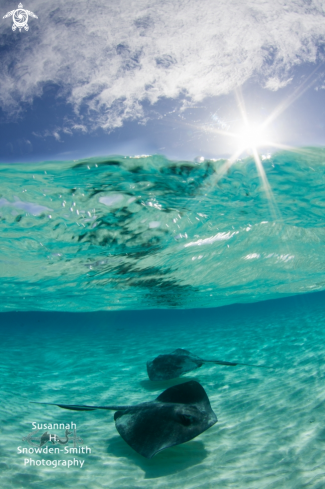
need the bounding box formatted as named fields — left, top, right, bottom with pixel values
left=237, top=124, right=267, bottom=152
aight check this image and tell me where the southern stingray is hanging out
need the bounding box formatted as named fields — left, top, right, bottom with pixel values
left=31, top=380, right=217, bottom=459
left=147, top=348, right=273, bottom=381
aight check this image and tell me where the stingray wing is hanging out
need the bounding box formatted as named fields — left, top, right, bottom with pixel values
left=25, top=10, right=38, bottom=19
left=3, top=10, right=15, bottom=19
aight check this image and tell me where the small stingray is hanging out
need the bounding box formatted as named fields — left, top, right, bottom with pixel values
left=147, top=348, right=273, bottom=381
left=31, top=380, right=217, bottom=459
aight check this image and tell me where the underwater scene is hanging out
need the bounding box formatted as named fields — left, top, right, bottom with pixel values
left=1, top=150, right=325, bottom=488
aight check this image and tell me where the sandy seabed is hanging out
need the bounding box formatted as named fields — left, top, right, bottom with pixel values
left=1, top=294, right=325, bottom=489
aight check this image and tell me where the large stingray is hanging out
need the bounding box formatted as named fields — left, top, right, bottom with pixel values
left=147, top=348, right=273, bottom=381
left=31, top=380, right=217, bottom=459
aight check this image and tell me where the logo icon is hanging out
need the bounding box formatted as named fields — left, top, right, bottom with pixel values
left=3, top=3, right=38, bottom=32
left=22, top=428, right=84, bottom=448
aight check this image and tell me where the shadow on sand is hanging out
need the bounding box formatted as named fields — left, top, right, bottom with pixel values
left=106, top=435, right=208, bottom=479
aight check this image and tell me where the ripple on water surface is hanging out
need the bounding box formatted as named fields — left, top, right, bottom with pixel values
left=1, top=149, right=325, bottom=311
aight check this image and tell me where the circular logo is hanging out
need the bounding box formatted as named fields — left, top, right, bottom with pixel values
left=13, top=8, right=28, bottom=30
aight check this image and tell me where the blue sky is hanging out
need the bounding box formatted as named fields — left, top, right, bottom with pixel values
left=1, top=0, right=325, bottom=162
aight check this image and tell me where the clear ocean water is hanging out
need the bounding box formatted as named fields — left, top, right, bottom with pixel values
left=1, top=149, right=325, bottom=488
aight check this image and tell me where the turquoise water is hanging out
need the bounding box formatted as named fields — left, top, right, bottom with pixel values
left=1, top=149, right=325, bottom=311
left=1, top=149, right=325, bottom=488
left=1, top=297, right=325, bottom=488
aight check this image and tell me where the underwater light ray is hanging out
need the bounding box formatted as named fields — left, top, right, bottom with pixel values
left=214, top=147, right=246, bottom=181
left=251, top=145, right=300, bottom=295
left=251, top=147, right=280, bottom=221
left=251, top=143, right=305, bottom=291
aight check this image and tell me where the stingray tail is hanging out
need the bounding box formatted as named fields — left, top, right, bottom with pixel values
left=234, top=362, right=274, bottom=369
left=204, top=360, right=274, bottom=369
left=30, top=402, right=129, bottom=411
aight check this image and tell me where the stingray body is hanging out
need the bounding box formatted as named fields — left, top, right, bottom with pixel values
left=147, top=348, right=272, bottom=381
left=32, top=380, right=217, bottom=459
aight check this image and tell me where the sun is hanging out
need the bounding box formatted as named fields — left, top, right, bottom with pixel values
left=192, top=73, right=321, bottom=218
left=237, top=124, right=268, bottom=152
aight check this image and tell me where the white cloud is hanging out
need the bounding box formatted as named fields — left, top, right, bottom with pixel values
left=1, top=0, right=325, bottom=130
left=32, top=129, right=62, bottom=140
left=264, top=76, right=293, bottom=91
